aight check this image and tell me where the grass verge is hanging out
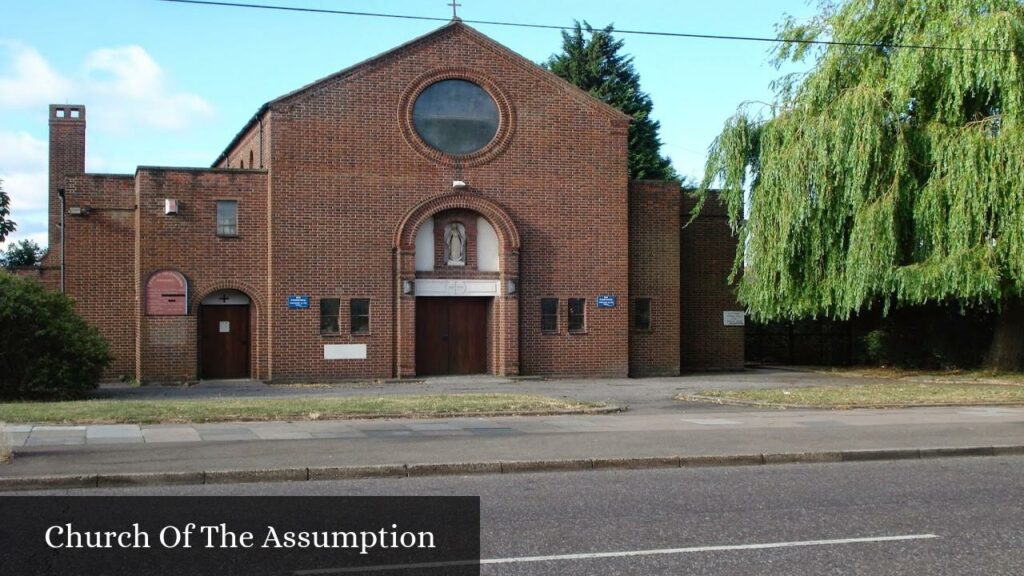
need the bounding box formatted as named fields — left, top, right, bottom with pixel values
left=0, top=394, right=608, bottom=425
left=681, top=383, right=1024, bottom=409
left=816, top=366, right=1024, bottom=385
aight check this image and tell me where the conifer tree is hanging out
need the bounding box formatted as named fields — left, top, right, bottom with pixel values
left=546, top=22, right=677, bottom=180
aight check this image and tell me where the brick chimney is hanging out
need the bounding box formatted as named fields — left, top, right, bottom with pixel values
left=48, top=104, right=86, bottom=260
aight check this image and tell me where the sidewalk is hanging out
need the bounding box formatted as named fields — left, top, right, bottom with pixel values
left=3, top=405, right=1024, bottom=486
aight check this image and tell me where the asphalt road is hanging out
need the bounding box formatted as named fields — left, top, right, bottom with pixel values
left=10, top=457, right=1024, bottom=575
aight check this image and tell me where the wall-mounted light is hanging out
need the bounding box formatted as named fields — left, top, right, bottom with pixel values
left=67, top=206, right=91, bottom=216
left=452, top=180, right=467, bottom=190
left=506, top=279, right=518, bottom=296
left=402, top=280, right=415, bottom=295
left=164, top=199, right=179, bottom=215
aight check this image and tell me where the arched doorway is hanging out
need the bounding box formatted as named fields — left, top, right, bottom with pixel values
left=199, top=289, right=251, bottom=379
left=394, top=193, right=521, bottom=378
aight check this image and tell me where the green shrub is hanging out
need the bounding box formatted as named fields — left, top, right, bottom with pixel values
left=857, top=304, right=995, bottom=370
left=0, top=272, right=110, bottom=399
left=862, top=329, right=890, bottom=366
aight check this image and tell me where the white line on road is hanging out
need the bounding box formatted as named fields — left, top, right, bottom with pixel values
left=292, top=533, right=939, bottom=574
left=481, top=533, right=940, bottom=564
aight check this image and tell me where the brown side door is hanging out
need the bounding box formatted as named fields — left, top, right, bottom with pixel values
left=200, top=305, right=250, bottom=379
left=416, top=298, right=487, bottom=375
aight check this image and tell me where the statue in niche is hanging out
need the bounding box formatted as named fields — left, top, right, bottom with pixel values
left=445, top=222, right=466, bottom=266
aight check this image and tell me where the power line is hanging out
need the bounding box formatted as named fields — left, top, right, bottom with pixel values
left=157, top=0, right=1014, bottom=54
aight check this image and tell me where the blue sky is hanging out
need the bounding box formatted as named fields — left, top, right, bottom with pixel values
left=0, top=0, right=819, bottom=249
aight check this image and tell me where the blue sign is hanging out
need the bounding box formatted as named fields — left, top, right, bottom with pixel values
left=287, top=295, right=310, bottom=309
left=596, top=295, right=617, bottom=308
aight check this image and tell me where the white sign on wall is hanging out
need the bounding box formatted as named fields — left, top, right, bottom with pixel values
left=414, top=279, right=500, bottom=297
left=723, top=311, right=746, bottom=326
left=324, top=344, right=367, bottom=360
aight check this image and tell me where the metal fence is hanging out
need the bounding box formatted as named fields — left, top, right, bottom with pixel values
left=745, top=318, right=860, bottom=366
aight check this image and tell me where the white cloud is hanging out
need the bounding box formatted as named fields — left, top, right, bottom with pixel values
left=0, top=130, right=49, bottom=248
left=0, top=130, right=46, bottom=173
left=0, top=42, right=213, bottom=133
left=0, top=41, right=72, bottom=108
left=83, top=46, right=214, bottom=132
left=0, top=230, right=48, bottom=252
left=3, top=171, right=47, bottom=213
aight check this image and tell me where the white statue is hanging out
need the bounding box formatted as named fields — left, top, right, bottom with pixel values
left=445, top=222, right=466, bottom=266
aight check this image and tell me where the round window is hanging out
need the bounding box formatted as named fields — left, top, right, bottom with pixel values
left=412, top=79, right=499, bottom=155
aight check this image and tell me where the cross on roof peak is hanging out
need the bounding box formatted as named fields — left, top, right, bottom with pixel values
left=448, top=1, right=461, bottom=20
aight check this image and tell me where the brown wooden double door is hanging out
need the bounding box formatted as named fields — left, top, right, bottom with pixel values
left=415, top=297, right=488, bottom=375
left=200, top=305, right=250, bottom=379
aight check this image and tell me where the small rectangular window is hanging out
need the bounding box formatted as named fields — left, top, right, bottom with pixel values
left=319, top=298, right=339, bottom=334
left=541, top=298, right=558, bottom=332
left=351, top=298, right=370, bottom=334
left=568, top=298, right=586, bottom=332
left=216, top=200, right=238, bottom=236
left=634, top=298, right=652, bottom=331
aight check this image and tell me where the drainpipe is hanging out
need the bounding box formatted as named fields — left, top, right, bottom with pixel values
left=58, top=188, right=66, bottom=293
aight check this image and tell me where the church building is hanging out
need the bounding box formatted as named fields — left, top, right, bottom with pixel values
left=33, top=21, right=743, bottom=383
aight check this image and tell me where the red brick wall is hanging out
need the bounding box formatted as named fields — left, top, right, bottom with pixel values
left=134, top=168, right=269, bottom=382
left=266, top=23, right=630, bottom=379
left=680, top=194, right=745, bottom=370
left=12, top=266, right=61, bottom=291
left=220, top=118, right=270, bottom=171
left=629, top=181, right=680, bottom=377
left=63, top=174, right=136, bottom=380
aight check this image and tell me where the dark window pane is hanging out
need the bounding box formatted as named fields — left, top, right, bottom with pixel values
left=319, top=298, right=339, bottom=334
left=351, top=299, right=370, bottom=334
left=351, top=298, right=370, bottom=316
left=568, top=298, right=585, bottom=331
left=352, top=316, right=369, bottom=334
left=541, top=298, right=557, bottom=316
left=217, top=200, right=238, bottom=236
left=541, top=298, right=558, bottom=332
left=412, top=79, right=499, bottom=155
left=634, top=298, right=652, bottom=330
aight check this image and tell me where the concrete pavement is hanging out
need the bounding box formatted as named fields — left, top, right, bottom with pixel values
left=8, top=405, right=1024, bottom=448
left=2, top=404, right=1024, bottom=489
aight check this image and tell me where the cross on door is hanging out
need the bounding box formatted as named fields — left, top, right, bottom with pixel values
left=219, top=293, right=231, bottom=303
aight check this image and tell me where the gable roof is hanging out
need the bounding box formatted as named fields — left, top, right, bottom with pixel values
left=212, top=20, right=630, bottom=167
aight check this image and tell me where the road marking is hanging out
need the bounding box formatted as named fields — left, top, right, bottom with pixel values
left=292, top=533, right=939, bottom=574
left=481, top=533, right=939, bottom=564
left=679, top=418, right=743, bottom=426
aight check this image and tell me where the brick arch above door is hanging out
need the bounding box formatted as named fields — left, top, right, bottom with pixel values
left=394, top=192, right=520, bottom=254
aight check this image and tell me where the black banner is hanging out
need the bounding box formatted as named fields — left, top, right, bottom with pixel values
left=0, top=496, right=480, bottom=575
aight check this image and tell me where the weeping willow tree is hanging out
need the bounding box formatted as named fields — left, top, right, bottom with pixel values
left=700, top=0, right=1024, bottom=369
